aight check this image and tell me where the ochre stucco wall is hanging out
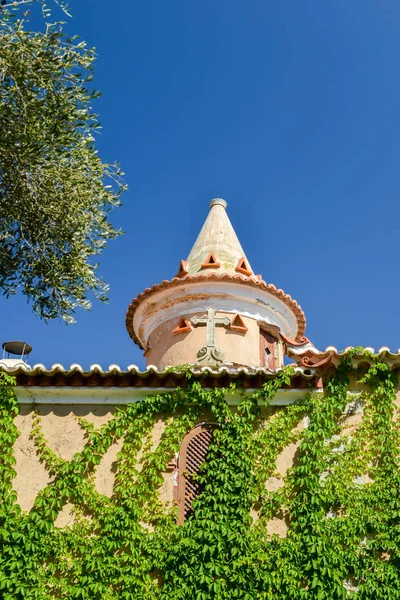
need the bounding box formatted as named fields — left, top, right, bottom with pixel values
left=11, top=387, right=392, bottom=533
left=12, top=406, right=175, bottom=526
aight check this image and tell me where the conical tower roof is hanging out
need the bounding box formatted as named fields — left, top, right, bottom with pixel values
left=185, top=199, right=254, bottom=277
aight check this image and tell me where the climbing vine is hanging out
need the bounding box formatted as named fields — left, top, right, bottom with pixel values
left=0, top=350, right=400, bottom=599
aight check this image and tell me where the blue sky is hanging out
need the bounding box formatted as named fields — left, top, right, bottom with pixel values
left=2, top=0, right=400, bottom=369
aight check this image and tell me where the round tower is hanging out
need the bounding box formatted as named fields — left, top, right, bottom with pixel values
left=126, top=199, right=306, bottom=370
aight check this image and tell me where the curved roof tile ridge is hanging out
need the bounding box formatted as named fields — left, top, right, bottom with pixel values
left=50, top=363, right=66, bottom=371
left=70, top=363, right=84, bottom=372
left=324, top=346, right=339, bottom=353
left=0, top=362, right=321, bottom=389
left=378, top=347, right=391, bottom=353
left=10, top=356, right=400, bottom=379
left=30, top=363, right=47, bottom=371
left=0, top=361, right=32, bottom=372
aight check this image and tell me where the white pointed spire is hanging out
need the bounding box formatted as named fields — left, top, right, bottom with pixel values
left=185, top=199, right=253, bottom=276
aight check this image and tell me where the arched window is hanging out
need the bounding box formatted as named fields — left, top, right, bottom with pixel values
left=177, top=423, right=218, bottom=524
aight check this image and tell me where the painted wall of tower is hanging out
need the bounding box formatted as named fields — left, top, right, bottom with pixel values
left=144, top=312, right=284, bottom=370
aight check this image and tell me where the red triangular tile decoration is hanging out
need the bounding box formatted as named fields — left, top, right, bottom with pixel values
left=235, top=257, right=252, bottom=277
left=177, top=259, right=189, bottom=277
left=173, top=318, right=192, bottom=334
left=230, top=314, right=248, bottom=333
left=201, top=252, right=220, bottom=269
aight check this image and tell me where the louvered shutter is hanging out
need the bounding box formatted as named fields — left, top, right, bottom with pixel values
left=177, top=423, right=217, bottom=524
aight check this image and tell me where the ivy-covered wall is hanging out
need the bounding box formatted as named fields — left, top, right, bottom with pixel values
left=13, top=405, right=175, bottom=521
left=1, top=351, right=400, bottom=599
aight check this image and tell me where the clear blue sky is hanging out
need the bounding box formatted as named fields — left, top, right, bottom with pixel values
left=2, top=0, right=400, bottom=369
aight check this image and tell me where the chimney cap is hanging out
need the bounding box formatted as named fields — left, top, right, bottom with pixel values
left=2, top=341, right=32, bottom=357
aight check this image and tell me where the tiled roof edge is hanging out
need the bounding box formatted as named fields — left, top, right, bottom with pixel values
left=284, top=341, right=400, bottom=370
left=0, top=363, right=318, bottom=388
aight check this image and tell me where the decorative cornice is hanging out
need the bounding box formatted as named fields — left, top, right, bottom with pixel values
left=126, top=273, right=306, bottom=348
left=282, top=340, right=400, bottom=370
left=299, top=354, right=334, bottom=369
left=279, top=332, right=311, bottom=347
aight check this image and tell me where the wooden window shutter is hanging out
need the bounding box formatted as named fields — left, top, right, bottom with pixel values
left=177, top=423, right=217, bottom=524
left=260, top=329, right=278, bottom=369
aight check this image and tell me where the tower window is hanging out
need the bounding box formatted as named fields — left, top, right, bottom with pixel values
left=260, top=329, right=277, bottom=369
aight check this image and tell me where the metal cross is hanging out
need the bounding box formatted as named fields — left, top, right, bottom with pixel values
left=191, top=308, right=230, bottom=347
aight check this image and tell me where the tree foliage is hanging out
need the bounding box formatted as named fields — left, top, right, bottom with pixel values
left=0, top=1, right=126, bottom=322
